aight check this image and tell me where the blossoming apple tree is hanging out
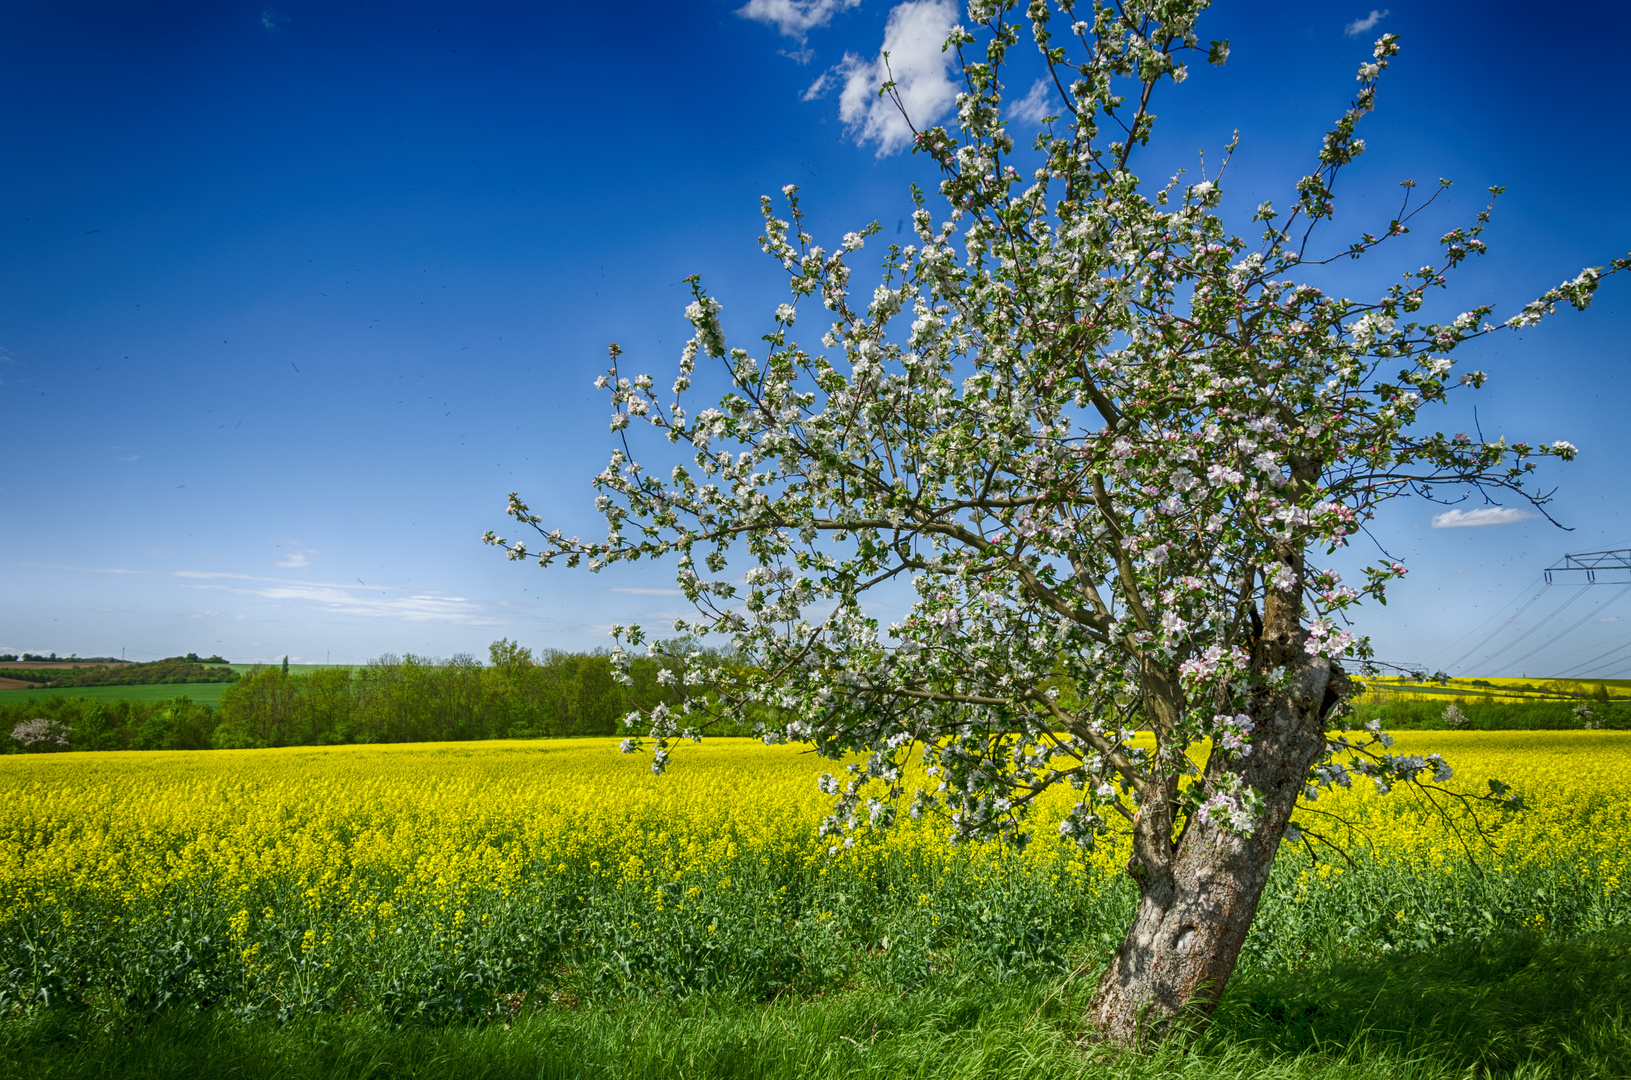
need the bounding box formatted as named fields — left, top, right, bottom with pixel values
left=487, top=0, right=1627, bottom=1045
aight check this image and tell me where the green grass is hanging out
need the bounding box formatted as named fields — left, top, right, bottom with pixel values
left=2, top=933, right=1624, bottom=1080
left=0, top=683, right=230, bottom=707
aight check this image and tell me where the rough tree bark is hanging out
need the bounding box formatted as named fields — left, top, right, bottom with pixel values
left=1086, top=542, right=1343, bottom=1044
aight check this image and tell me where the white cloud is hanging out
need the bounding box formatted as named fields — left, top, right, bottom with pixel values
left=802, top=69, right=837, bottom=100
left=1343, top=8, right=1388, bottom=36
left=1601, top=616, right=1623, bottom=624
left=738, top=0, right=861, bottom=41
left=1430, top=507, right=1537, bottom=529
left=837, top=0, right=959, bottom=156
left=274, top=546, right=315, bottom=569
left=1008, top=78, right=1058, bottom=125
left=609, top=586, right=686, bottom=596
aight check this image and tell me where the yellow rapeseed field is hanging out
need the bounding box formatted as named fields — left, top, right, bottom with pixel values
left=0, top=732, right=1625, bottom=1012
left=1, top=732, right=1625, bottom=924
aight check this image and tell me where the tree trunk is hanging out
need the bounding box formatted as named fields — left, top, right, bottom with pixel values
left=1085, top=655, right=1335, bottom=1046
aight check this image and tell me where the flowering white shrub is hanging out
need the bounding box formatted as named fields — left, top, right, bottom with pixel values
left=489, top=0, right=1626, bottom=1043
left=11, top=717, right=70, bottom=750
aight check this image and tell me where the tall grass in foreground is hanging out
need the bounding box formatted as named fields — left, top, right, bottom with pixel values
left=4, top=932, right=1627, bottom=1079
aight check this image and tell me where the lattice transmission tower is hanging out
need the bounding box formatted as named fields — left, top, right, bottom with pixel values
left=1544, top=549, right=1631, bottom=585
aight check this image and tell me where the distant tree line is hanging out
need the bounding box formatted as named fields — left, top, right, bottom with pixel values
left=3, top=639, right=749, bottom=753
left=5, top=657, right=238, bottom=689
left=0, top=653, right=124, bottom=663
left=7, top=640, right=1626, bottom=754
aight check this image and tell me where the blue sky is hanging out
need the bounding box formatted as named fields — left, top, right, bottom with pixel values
left=2, top=0, right=1628, bottom=675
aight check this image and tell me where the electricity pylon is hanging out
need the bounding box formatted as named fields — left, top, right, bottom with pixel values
left=1544, top=549, right=1631, bottom=585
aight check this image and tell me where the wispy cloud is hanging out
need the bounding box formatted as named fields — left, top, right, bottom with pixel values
left=837, top=0, right=959, bottom=156
left=274, top=545, right=315, bottom=569
left=802, top=69, right=837, bottom=99
left=1601, top=615, right=1623, bottom=624
left=1344, top=8, right=1388, bottom=36
left=193, top=580, right=500, bottom=625
left=583, top=609, right=698, bottom=638
left=738, top=0, right=861, bottom=41
left=638, top=609, right=696, bottom=625
left=1008, top=78, right=1058, bottom=124
left=11, top=563, right=501, bottom=626
left=1430, top=507, right=1537, bottom=529
left=608, top=586, right=686, bottom=596
left=260, top=8, right=289, bottom=32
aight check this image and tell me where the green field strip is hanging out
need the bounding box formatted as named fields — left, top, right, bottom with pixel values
left=0, top=683, right=231, bottom=707
left=224, top=663, right=354, bottom=676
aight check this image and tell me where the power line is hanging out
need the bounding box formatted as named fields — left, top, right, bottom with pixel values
left=1410, top=548, right=1631, bottom=678
left=1504, top=582, right=1631, bottom=673
left=1424, top=576, right=1543, bottom=671
left=1463, top=585, right=1590, bottom=675
left=1562, top=648, right=1631, bottom=679
left=1573, top=656, right=1631, bottom=678
left=1561, top=633, right=1631, bottom=678
left=1443, top=580, right=1551, bottom=675
left=1554, top=630, right=1631, bottom=679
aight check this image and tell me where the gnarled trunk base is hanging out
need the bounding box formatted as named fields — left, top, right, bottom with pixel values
left=1086, top=658, right=1337, bottom=1046
left=1086, top=825, right=1276, bottom=1046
